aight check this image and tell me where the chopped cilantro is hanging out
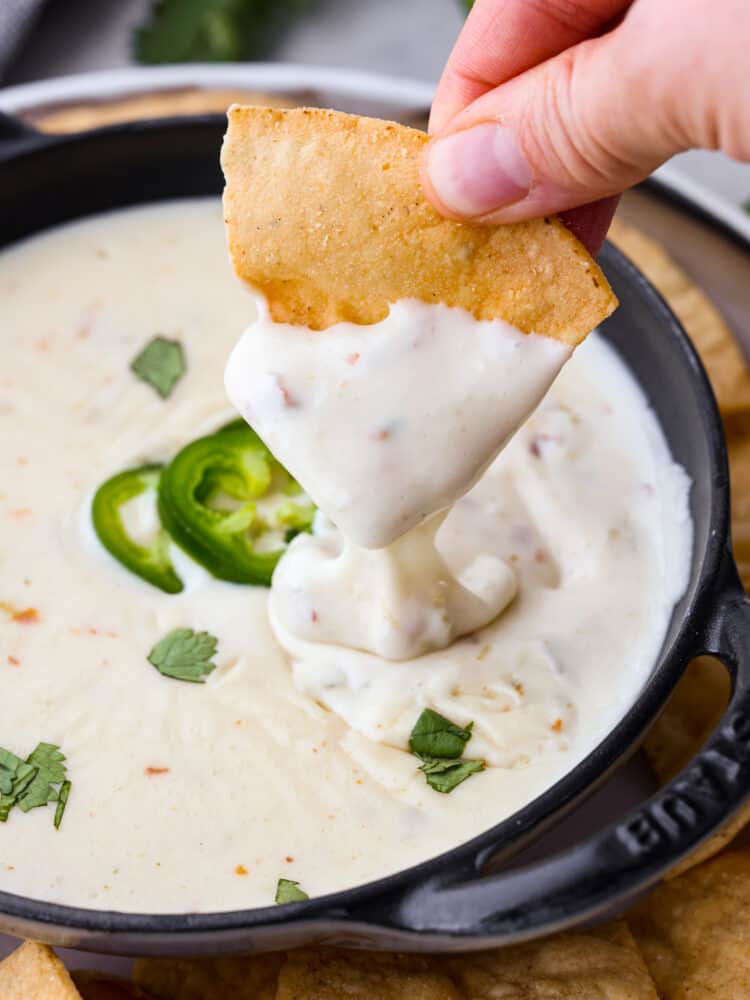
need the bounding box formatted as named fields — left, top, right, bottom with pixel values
left=17, top=743, right=67, bottom=812
left=0, top=742, right=70, bottom=826
left=0, top=747, right=27, bottom=796
left=134, top=0, right=311, bottom=64
left=54, top=780, right=72, bottom=830
left=131, top=336, right=186, bottom=399
left=275, top=878, right=309, bottom=904
left=409, top=708, right=474, bottom=759
left=409, top=709, right=484, bottom=793
left=147, top=627, right=219, bottom=683
left=415, top=754, right=485, bottom=794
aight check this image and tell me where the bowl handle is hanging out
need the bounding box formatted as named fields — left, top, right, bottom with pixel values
left=378, top=554, right=750, bottom=943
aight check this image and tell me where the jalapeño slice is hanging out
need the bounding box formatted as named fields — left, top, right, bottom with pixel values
left=158, top=423, right=313, bottom=587
left=92, top=465, right=183, bottom=594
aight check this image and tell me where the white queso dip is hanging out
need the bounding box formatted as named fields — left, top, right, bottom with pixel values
left=0, top=198, right=691, bottom=913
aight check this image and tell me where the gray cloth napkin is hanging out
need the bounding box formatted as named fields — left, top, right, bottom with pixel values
left=0, top=0, right=49, bottom=79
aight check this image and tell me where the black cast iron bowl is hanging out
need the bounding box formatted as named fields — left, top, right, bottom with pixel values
left=1, top=109, right=750, bottom=957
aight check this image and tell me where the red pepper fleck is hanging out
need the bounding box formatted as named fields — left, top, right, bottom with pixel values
left=7, top=656, right=19, bottom=666
left=12, top=608, right=39, bottom=625
left=346, top=352, right=360, bottom=366
left=235, top=865, right=249, bottom=876
left=310, top=609, right=319, bottom=623
left=370, top=428, right=390, bottom=441
left=534, top=549, right=548, bottom=563
left=145, top=766, right=170, bottom=776
left=276, top=376, right=297, bottom=407
left=551, top=719, right=564, bottom=733
left=76, top=316, right=94, bottom=339
left=285, top=856, right=295, bottom=863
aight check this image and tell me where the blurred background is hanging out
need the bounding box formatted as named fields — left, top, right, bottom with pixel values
left=1, top=0, right=749, bottom=213
left=1, top=0, right=465, bottom=84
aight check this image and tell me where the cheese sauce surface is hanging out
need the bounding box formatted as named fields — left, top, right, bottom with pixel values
left=0, top=199, right=691, bottom=913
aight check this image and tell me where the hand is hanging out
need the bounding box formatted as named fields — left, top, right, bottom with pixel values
left=422, top=0, right=749, bottom=254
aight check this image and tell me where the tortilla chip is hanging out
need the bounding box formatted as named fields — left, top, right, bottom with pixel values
left=0, top=941, right=82, bottom=999
left=276, top=950, right=459, bottom=1000
left=627, top=847, right=750, bottom=998
left=222, top=107, right=616, bottom=345
left=609, top=219, right=750, bottom=415
left=133, top=952, right=284, bottom=1000
left=72, top=970, right=153, bottom=1000
left=31, top=89, right=294, bottom=134
left=440, top=922, right=658, bottom=999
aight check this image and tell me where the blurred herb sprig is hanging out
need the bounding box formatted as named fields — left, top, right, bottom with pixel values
left=134, top=0, right=310, bottom=64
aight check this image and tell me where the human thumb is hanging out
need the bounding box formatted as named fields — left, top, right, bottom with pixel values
left=421, top=12, right=735, bottom=226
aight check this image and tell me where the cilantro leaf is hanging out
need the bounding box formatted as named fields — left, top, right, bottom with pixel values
left=17, top=743, right=67, bottom=812
left=148, top=627, right=219, bottom=683
left=409, top=708, right=474, bottom=759
left=0, top=747, right=27, bottom=796
left=0, top=754, right=37, bottom=822
left=0, top=742, right=70, bottom=825
left=416, top=754, right=485, bottom=794
left=134, top=0, right=310, bottom=65
left=131, top=336, right=186, bottom=399
left=275, top=878, right=309, bottom=904
left=54, top=780, right=72, bottom=830
left=744, top=199, right=750, bottom=216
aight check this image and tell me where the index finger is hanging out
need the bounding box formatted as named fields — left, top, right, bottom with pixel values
left=430, top=0, right=629, bottom=133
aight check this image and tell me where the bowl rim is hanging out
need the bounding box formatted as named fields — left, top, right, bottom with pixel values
left=0, top=63, right=434, bottom=117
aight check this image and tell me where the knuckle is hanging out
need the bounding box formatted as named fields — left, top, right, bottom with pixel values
left=521, top=45, right=634, bottom=192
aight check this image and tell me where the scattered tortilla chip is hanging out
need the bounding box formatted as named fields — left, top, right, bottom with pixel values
left=133, top=952, right=284, bottom=1000
left=627, top=847, right=750, bottom=998
left=72, top=970, right=153, bottom=1000
left=30, top=89, right=294, bottom=134
left=609, top=219, right=750, bottom=415
left=276, top=950, right=459, bottom=1000
left=222, top=107, right=616, bottom=344
left=0, top=941, right=82, bottom=999
left=440, top=921, right=658, bottom=999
